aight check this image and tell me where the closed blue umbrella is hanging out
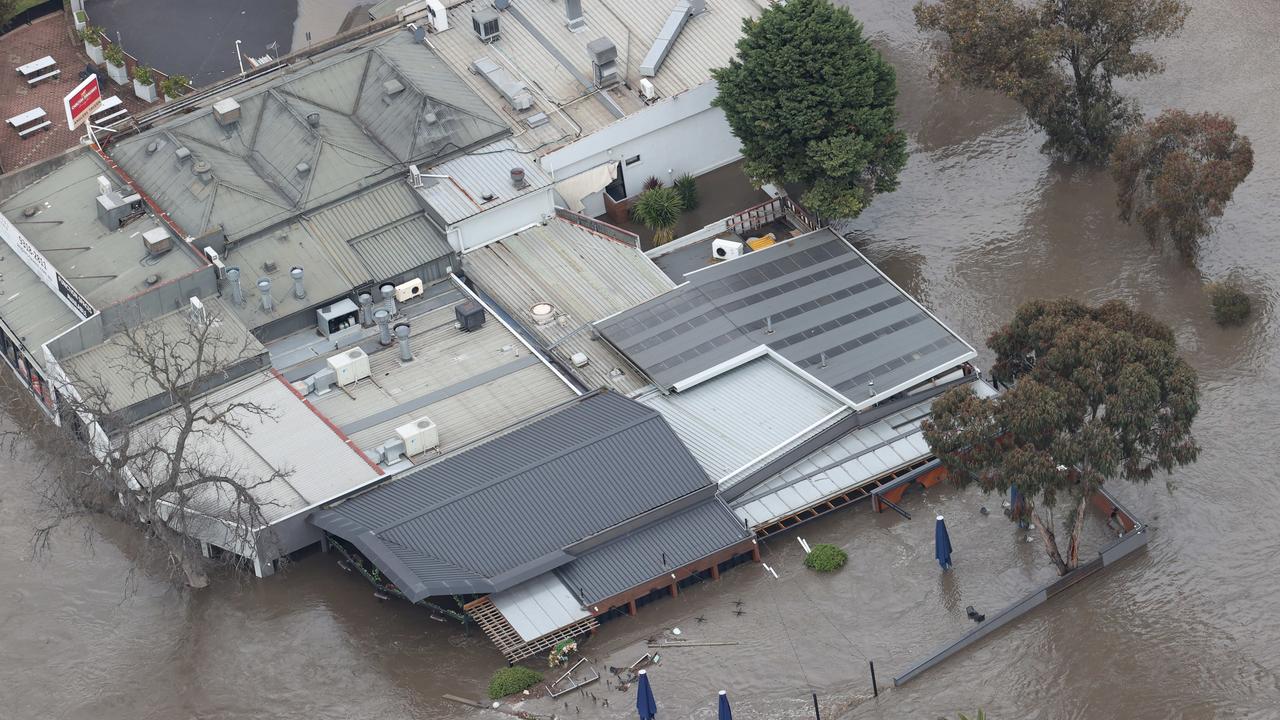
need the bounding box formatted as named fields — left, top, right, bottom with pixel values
left=636, top=669, right=657, bottom=720
left=935, top=514, right=953, bottom=570
left=718, top=690, right=733, bottom=720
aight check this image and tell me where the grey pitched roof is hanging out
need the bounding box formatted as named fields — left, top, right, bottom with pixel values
left=108, top=32, right=509, bottom=243
left=311, top=390, right=714, bottom=602
left=596, top=228, right=976, bottom=409
left=557, top=496, right=750, bottom=606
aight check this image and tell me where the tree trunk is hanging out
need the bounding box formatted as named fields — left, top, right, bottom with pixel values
left=1065, top=491, right=1090, bottom=570
left=1031, top=507, right=1070, bottom=576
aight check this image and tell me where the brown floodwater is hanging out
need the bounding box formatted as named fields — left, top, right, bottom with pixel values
left=2, top=0, right=1277, bottom=718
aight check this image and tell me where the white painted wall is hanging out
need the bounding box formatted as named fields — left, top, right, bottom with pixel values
left=543, top=81, right=744, bottom=217
left=448, top=189, right=556, bottom=253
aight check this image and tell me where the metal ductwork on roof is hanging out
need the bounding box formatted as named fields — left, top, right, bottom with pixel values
left=640, top=0, right=705, bottom=77
left=469, top=56, right=533, bottom=112
left=564, top=0, right=585, bottom=31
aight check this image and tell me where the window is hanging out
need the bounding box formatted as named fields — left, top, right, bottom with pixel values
left=624, top=154, right=641, bottom=166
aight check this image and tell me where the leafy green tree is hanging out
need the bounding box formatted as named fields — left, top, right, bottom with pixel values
left=712, top=0, right=907, bottom=220
left=1111, top=110, right=1253, bottom=258
left=632, top=186, right=684, bottom=245
left=914, top=0, right=1189, bottom=164
left=923, top=299, right=1198, bottom=575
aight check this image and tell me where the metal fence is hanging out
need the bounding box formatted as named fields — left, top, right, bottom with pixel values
left=0, top=0, right=60, bottom=34
left=555, top=207, right=640, bottom=248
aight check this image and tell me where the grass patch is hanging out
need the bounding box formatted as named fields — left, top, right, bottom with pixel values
left=487, top=666, right=543, bottom=700
left=804, top=543, right=848, bottom=573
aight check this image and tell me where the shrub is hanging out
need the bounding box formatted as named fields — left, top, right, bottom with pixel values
left=487, top=666, right=543, bottom=700
left=674, top=173, right=698, bottom=211
left=104, top=44, right=125, bottom=67
left=132, top=66, right=153, bottom=85
left=80, top=25, right=104, bottom=46
left=1206, top=280, right=1251, bottom=326
left=642, top=175, right=664, bottom=192
left=161, top=74, right=190, bottom=99
left=76, top=10, right=88, bottom=23
left=804, top=543, right=847, bottom=573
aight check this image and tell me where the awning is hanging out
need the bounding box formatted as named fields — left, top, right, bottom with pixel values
left=554, top=162, right=618, bottom=213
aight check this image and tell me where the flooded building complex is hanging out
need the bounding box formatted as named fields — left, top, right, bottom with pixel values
left=1, top=9, right=993, bottom=663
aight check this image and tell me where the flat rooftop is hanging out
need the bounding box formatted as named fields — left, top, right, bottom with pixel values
left=129, top=369, right=382, bottom=526
left=1, top=151, right=205, bottom=312
left=302, top=294, right=579, bottom=464
left=597, top=228, right=977, bottom=409
left=218, top=179, right=452, bottom=330
left=425, top=0, right=764, bottom=148
left=461, top=215, right=674, bottom=395
left=60, top=297, right=264, bottom=416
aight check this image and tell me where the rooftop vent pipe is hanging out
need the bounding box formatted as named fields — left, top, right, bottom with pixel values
left=380, top=283, right=397, bottom=316
left=306, top=112, right=320, bottom=128
left=258, top=278, right=273, bottom=313
left=226, top=267, right=244, bottom=306
left=193, top=161, right=215, bottom=185
left=290, top=266, right=306, bottom=300
left=358, top=293, right=374, bottom=327
left=510, top=167, right=527, bottom=189
left=395, top=323, right=413, bottom=362
left=374, top=309, right=392, bottom=346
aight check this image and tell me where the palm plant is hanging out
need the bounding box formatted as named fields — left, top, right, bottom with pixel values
left=632, top=187, right=683, bottom=245
left=673, top=173, right=699, bottom=211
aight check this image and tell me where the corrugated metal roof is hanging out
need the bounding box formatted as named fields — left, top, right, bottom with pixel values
left=731, top=380, right=999, bottom=528
left=490, top=573, right=593, bottom=642
left=302, top=181, right=452, bottom=282
left=61, top=298, right=265, bottom=415
left=108, top=32, right=509, bottom=243
left=415, top=139, right=552, bottom=224
left=557, top=496, right=750, bottom=605
left=597, top=228, right=977, bottom=409
left=421, top=0, right=760, bottom=142
left=128, top=370, right=380, bottom=526
left=463, top=217, right=674, bottom=394
left=634, top=356, right=847, bottom=485
left=311, top=390, right=714, bottom=602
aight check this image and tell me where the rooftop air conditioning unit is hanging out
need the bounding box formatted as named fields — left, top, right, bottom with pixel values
left=639, top=78, right=658, bottom=101
left=394, top=277, right=424, bottom=302
left=712, top=238, right=744, bottom=261
left=396, top=415, right=440, bottom=456
left=473, top=8, right=500, bottom=42
left=327, top=347, right=371, bottom=387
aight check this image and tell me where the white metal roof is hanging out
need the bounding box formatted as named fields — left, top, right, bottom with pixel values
left=732, top=379, right=999, bottom=528
left=415, top=139, right=553, bottom=224
left=635, top=356, right=847, bottom=485
left=423, top=0, right=763, bottom=144
left=490, top=572, right=592, bottom=642
left=129, top=370, right=382, bottom=525
left=461, top=216, right=674, bottom=394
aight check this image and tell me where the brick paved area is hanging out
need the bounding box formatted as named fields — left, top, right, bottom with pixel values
left=0, top=14, right=153, bottom=174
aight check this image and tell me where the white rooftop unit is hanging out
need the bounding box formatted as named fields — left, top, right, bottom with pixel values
left=396, top=415, right=440, bottom=456
left=327, top=347, right=371, bottom=387
left=712, top=238, right=744, bottom=261
left=470, top=56, right=533, bottom=111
